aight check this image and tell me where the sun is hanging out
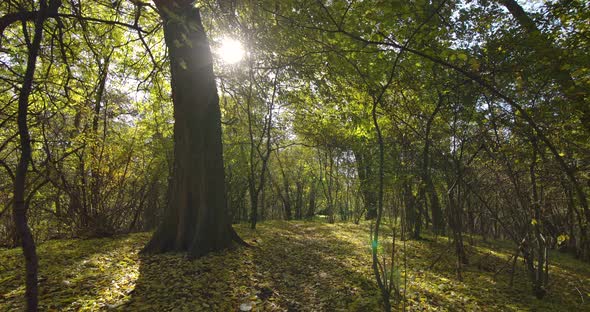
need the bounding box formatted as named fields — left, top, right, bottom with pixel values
left=216, top=37, right=245, bottom=65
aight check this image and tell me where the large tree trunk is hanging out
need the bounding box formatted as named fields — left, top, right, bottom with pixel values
left=143, top=1, right=238, bottom=257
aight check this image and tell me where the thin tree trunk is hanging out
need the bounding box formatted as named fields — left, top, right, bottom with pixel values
left=530, top=139, right=547, bottom=299
left=13, top=1, right=55, bottom=310
left=422, top=98, right=444, bottom=234
left=306, top=182, right=317, bottom=219
left=275, top=154, right=293, bottom=221
left=354, top=149, right=378, bottom=220
left=295, top=180, right=303, bottom=220
left=371, top=97, right=391, bottom=312
left=247, top=64, right=276, bottom=229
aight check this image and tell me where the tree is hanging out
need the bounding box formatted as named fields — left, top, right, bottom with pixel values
left=496, top=0, right=589, bottom=132
left=7, top=1, right=61, bottom=310
left=143, top=0, right=242, bottom=256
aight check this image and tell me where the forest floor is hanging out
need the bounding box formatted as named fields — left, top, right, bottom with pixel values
left=1, top=221, right=590, bottom=311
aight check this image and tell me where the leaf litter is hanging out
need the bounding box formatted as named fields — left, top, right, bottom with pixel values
left=1, top=221, right=589, bottom=311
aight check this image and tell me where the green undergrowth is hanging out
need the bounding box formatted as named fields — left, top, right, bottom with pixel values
left=1, top=221, right=589, bottom=311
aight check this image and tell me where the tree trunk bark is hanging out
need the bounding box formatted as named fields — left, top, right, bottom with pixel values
left=354, top=149, right=378, bottom=220
left=144, top=1, right=239, bottom=256
left=422, top=99, right=444, bottom=234
left=530, top=139, right=547, bottom=299
left=276, top=157, right=293, bottom=220
left=248, top=179, right=258, bottom=229
left=13, top=1, right=55, bottom=310
left=295, top=180, right=303, bottom=220
left=306, top=182, right=316, bottom=219
left=370, top=96, right=391, bottom=312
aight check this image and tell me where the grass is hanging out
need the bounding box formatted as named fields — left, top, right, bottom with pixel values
left=1, top=221, right=589, bottom=311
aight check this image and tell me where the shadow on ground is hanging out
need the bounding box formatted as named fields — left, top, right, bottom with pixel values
left=2, top=221, right=589, bottom=311
left=123, top=221, right=382, bottom=311
left=109, top=222, right=590, bottom=311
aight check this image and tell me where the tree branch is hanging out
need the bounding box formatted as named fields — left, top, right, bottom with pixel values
left=1, top=11, right=146, bottom=41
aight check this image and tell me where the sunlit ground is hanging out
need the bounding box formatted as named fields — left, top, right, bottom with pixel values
left=1, top=221, right=589, bottom=311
